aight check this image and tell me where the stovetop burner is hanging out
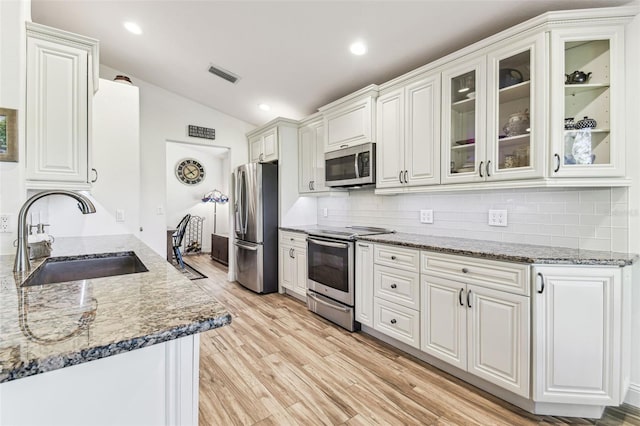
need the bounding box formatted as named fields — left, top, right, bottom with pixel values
left=307, top=226, right=394, bottom=241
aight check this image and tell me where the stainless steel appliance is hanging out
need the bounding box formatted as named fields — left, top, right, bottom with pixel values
left=306, top=226, right=393, bottom=331
left=233, top=162, right=278, bottom=293
left=325, top=143, right=376, bottom=188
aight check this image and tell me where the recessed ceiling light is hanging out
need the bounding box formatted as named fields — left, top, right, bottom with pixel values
left=123, top=21, right=142, bottom=35
left=258, top=103, right=271, bottom=111
left=350, top=41, right=367, bottom=56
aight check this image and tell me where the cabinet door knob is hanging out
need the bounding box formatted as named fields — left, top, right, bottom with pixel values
left=404, top=170, right=408, bottom=184
left=399, top=171, right=403, bottom=184
left=479, top=161, right=484, bottom=178
left=390, top=319, right=397, bottom=325
left=340, top=144, right=348, bottom=148
left=486, top=160, right=491, bottom=178
left=461, top=268, right=469, bottom=274
left=390, top=283, right=397, bottom=289
left=554, top=154, right=561, bottom=173
left=459, top=288, right=464, bottom=306
left=91, top=168, right=98, bottom=183
left=467, top=290, right=472, bottom=308
left=391, top=255, right=397, bottom=260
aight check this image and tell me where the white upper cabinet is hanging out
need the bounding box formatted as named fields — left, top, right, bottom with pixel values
left=377, top=72, right=441, bottom=191
left=442, top=33, right=545, bottom=185
left=319, top=85, right=378, bottom=152
left=441, top=54, right=487, bottom=185
left=298, top=116, right=328, bottom=194
left=486, top=32, right=546, bottom=181
left=550, top=26, right=625, bottom=178
left=25, top=22, right=98, bottom=190
left=249, top=126, right=278, bottom=163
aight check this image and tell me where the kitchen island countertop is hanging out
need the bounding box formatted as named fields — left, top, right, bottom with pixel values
left=0, top=234, right=231, bottom=384
left=280, top=226, right=637, bottom=266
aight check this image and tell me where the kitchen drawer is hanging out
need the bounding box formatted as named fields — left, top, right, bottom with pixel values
left=279, top=231, right=307, bottom=248
left=374, top=244, right=419, bottom=272
left=422, top=252, right=530, bottom=296
left=373, top=297, right=420, bottom=349
left=374, top=264, right=420, bottom=310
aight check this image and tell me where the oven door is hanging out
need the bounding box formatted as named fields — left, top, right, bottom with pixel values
left=307, top=237, right=354, bottom=306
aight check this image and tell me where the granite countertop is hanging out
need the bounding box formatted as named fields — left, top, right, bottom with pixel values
left=0, top=234, right=231, bottom=384
left=279, top=226, right=637, bottom=266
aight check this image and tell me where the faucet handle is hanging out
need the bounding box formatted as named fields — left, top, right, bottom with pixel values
left=36, top=223, right=50, bottom=234
left=29, top=224, right=38, bottom=235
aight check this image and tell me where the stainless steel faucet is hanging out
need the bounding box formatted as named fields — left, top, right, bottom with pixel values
left=14, top=190, right=96, bottom=273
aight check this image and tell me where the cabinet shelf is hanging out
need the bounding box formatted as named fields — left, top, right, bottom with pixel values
left=497, top=134, right=530, bottom=146
left=564, top=83, right=609, bottom=96
left=451, top=143, right=476, bottom=151
left=451, top=97, right=476, bottom=113
left=564, top=128, right=610, bottom=134
left=499, top=81, right=531, bottom=103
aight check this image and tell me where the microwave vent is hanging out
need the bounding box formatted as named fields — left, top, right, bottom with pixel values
left=208, top=64, right=240, bottom=84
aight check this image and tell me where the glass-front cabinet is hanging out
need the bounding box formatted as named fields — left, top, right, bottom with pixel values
left=551, top=26, right=625, bottom=178
left=486, top=33, right=545, bottom=181
left=442, top=33, right=545, bottom=185
left=441, top=56, right=486, bottom=184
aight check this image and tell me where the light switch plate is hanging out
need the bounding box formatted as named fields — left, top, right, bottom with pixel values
left=322, top=208, right=328, bottom=218
left=116, top=209, right=125, bottom=222
left=488, top=209, right=508, bottom=227
left=420, top=209, right=433, bottom=224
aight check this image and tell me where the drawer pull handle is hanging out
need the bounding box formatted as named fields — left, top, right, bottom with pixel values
left=458, top=288, right=464, bottom=306
left=461, top=267, right=469, bottom=273
left=390, top=319, right=397, bottom=325
left=537, top=272, right=545, bottom=294
left=390, top=283, right=397, bottom=289
left=467, top=290, right=472, bottom=308
left=391, top=255, right=397, bottom=260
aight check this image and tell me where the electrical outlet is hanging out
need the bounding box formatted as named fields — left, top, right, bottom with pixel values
left=488, top=209, right=508, bottom=227
left=419, top=209, right=433, bottom=224
left=156, top=205, right=164, bottom=215
left=0, top=215, right=10, bottom=233
left=116, top=209, right=125, bottom=222
left=322, top=208, right=328, bottom=218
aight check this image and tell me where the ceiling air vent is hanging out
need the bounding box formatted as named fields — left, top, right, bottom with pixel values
left=208, top=64, right=240, bottom=84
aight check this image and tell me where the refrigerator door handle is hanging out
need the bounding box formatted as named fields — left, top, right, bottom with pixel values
left=242, top=171, right=249, bottom=235
left=234, top=241, right=258, bottom=251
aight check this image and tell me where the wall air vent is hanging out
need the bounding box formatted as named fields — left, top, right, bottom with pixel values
left=208, top=64, right=240, bottom=84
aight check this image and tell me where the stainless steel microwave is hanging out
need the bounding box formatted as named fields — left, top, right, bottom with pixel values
left=324, top=143, right=376, bottom=188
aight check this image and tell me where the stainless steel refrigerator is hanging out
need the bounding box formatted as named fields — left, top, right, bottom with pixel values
left=232, top=162, right=278, bottom=293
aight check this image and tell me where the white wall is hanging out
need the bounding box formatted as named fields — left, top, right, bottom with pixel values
left=99, top=65, right=254, bottom=258
left=166, top=142, right=229, bottom=252
left=0, top=0, right=29, bottom=255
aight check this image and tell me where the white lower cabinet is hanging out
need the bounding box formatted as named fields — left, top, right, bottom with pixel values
left=533, top=265, right=628, bottom=406
left=421, top=275, right=530, bottom=398
left=355, top=242, right=374, bottom=327
left=278, top=231, right=307, bottom=298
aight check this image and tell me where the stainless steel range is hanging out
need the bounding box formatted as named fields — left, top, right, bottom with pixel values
left=306, top=226, right=393, bottom=331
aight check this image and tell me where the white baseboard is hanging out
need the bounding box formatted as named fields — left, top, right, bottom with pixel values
left=625, top=383, right=640, bottom=408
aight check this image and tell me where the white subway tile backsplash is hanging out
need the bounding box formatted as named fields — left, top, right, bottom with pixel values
left=316, top=187, right=630, bottom=252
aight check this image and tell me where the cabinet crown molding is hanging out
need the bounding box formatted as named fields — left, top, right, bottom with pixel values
left=246, top=116, right=300, bottom=137
left=298, top=111, right=322, bottom=126
left=318, top=84, right=379, bottom=113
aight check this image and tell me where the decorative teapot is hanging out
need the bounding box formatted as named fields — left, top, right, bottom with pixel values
left=565, top=70, right=592, bottom=84
left=502, top=109, right=530, bottom=137
left=499, top=68, right=524, bottom=89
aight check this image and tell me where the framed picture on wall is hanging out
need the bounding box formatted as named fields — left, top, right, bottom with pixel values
left=0, top=107, right=18, bottom=162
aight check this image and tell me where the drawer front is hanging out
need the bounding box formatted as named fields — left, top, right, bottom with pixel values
left=422, top=252, right=529, bottom=295
left=373, top=298, right=420, bottom=349
left=279, top=231, right=307, bottom=248
left=374, top=244, right=419, bottom=272
left=374, top=264, right=420, bottom=310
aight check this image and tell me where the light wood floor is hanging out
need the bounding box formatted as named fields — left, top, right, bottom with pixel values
left=189, top=255, right=640, bottom=426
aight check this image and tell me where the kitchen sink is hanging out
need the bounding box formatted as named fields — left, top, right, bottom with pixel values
left=22, top=251, right=149, bottom=287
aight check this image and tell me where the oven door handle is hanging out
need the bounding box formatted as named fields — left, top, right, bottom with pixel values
left=306, top=292, right=350, bottom=312
left=307, top=238, right=349, bottom=249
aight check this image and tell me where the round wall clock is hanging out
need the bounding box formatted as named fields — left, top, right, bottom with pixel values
left=175, top=158, right=205, bottom=185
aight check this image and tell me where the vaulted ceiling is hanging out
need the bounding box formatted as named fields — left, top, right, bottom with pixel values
left=32, top=0, right=633, bottom=126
